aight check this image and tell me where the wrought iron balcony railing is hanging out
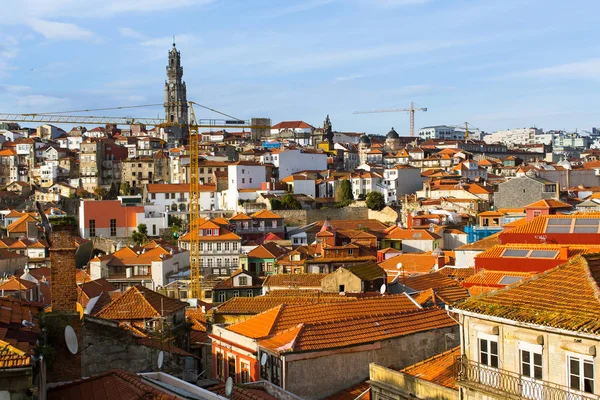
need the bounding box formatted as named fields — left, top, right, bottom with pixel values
left=455, top=356, right=599, bottom=400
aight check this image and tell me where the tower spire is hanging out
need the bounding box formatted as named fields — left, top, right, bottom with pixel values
left=173, top=35, right=176, bottom=47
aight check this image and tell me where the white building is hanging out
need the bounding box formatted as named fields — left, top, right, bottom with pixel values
left=224, top=162, right=266, bottom=210
left=484, top=127, right=544, bottom=146
left=419, top=125, right=464, bottom=140
left=146, top=183, right=218, bottom=214
left=382, top=165, right=423, bottom=203
left=274, top=149, right=328, bottom=179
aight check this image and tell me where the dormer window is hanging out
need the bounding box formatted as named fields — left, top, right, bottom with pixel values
left=213, top=228, right=219, bottom=236
left=238, top=276, right=248, bottom=286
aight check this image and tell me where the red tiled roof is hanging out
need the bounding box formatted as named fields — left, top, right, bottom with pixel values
left=97, top=285, right=186, bottom=320
left=400, top=346, right=460, bottom=390
left=325, top=381, right=370, bottom=400
left=258, top=308, right=455, bottom=353
left=214, top=295, right=354, bottom=316
left=47, top=369, right=178, bottom=400
left=209, top=383, right=277, bottom=400
left=401, top=272, right=458, bottom=292
left=525, top=199, right=572, bottom=209
left=455, top=254, right=600, bottom=333
left=263, top=273, right=325, bottom=288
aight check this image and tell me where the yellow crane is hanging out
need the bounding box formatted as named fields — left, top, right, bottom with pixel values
left=0, top=102, right=271, bottom=300
left=353, top=101, right=427, bottom=137
left=450, top=122, right=479, bottom=143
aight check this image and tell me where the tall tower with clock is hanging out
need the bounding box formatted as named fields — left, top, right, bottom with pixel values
left=164, top=41, right=188, bottom=131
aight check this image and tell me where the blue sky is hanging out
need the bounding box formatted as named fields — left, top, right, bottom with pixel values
left=0, top=0, right=599, bottom=135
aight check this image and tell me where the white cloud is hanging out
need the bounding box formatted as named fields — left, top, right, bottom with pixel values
left=263, top=0, right=337, bottom=18
left=27, top=19, right=94, bottom=40
left=519, top=59, right=600, bottom=80
left=16, top=95, right=70, bottom=108
left=0, top=85, right=31, bottom=94
left=335, top=74, right=365, bottom=82
left=118, top=27, right=146, bottom=39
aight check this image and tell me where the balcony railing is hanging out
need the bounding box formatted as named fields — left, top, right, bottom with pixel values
left=456, top=356, right=599, bottom=400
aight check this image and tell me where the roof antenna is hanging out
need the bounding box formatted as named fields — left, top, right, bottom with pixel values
left=173, top=35, right=176, bottom=47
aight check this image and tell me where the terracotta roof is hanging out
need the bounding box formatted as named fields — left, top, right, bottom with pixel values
left=525, top=198, right=572, bottom=209
left=230, top=212, right=252, bottom=221
left=47, top=369, right=178, bottom=400
left=258, top=308, right=456, bottom=354
left=379, top=253, right=438, bottom=275
left=0, top=277, right=36, bottom=291
left=90, top=291, right=123, bottom=316
left=0, top=340, right=30, bottom=369
left=7, top=214, right=38, bottom=233
left=97, top=285, right=186, bottom=320
left=476, top=244, right=600, bottom=260
left=345, top=262, right=386, bottom=281
left=414, top=285, right=470, bottom=306
left=247, top=243, right=286, bottom=260
left=272, top=121, right=312, bottom=129
left=77, top=278, right=116, bottom=306
left=209, top=383, right=277, bottom=400
left=462, top=270, right=534, bottom=288
left=325, top=381, right=370, bottom=400
left=384, top=226, right=440, bottom=240
left=250, top=210, right=283, bottom=219
left=454, top=254, right=600, bottom=333
left=504, top=213, right=600, bottom=235
left=263, top=273, right=325, bottom=288
left=228, top=294, right=420, bottom=339
left=400, top=346, right=460, bottom=390
left=401, top=272, right=459, bottom=292
left=213, top=270, right=263, bottom=290
left=438, top=267, right=476, bottom=282
left=214, top=295, right=354, bottom=315
left=179, top=219, right=241, bottom=242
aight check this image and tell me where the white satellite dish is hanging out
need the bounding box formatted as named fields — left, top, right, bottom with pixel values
left=64, top=325, right=78, bottom=355
left=157, top=351, right=164, bottom=370
left=225, top=376, right=234, bottom=397
left=260, top=353, right=268, bottom=366
left=396, top=262, right=403, bottom=270
left=380, top=284, right=386, bottom=295
left=434, top=263, right=439, bottom=270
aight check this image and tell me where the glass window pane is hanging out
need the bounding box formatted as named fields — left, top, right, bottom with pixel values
left=502, top=249, right=530, bottom=257
left=571, top=375, right=580, bottom=390
left=491, top=341, right=498, bottom=355
left=534, top=366, right=543, bottom=380
left=584, top=378, right=594, bottom=394
left=573, top=226, right=598, bottom=234
left=480, top=339, right=487, bottom=352
left=534, top=353, right=542, bottom=367
left=546, top=226, right=571, bottom=233
left=529, top=250, right=559, bottom=258
left=481, top=353, right=488, bottom=365
left=571, top=358, right=580, bottom=375
left=574, top=218, right=600, bottom=225
left=522, top=350, right=530, bottom=363
left=491, top=355, right=498, bottom=368
left=584, top=361, right=594, bottom=378
left=522, top=361, right=531, bottom=377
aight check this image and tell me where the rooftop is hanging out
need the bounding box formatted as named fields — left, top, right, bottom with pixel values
left=400, top=346, right=460, bottom=390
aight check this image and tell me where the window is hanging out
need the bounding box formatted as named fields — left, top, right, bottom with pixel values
left=241, top=362, right=250, bottom=383
left=224, top=242, right=230, bottom=251
left=207, top=243, right=213, bottom=251
left=238, top=276, right=248, bottom=286
left=228, top=357, right=236, bottom=380
left=242, top=178, right=245, bottom=184
left=217, top=243, right=222, bottom=251
left=204, top=290, right=212, bottom=299
left=110, top=219, right=116, bottom=237
left=246, top=289, right=254, bottom=297
left=521, top=349, right=542, bottom=380
left=272, top=220, right=277, bottom=228
left=213, top=229, right=219, bottom=236
left=569, top=355, right=594, bottom=394
left=218, top=291, right=226, bottom=302
left=216, top=352, right=224, bottom=380
left=89, top=219, right=96, bottom=237
left=249, top=178, right=253, bottom=184
left=233, top=290, right=239, bottom=297
left=479, top=338, right=498, bottom=368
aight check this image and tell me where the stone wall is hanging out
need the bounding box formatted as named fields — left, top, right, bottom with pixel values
left=368, top=206, right=400, bottom=224
left=276, top=207, right=369, bottom=226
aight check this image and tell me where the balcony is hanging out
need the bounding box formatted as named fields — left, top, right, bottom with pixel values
left=456, top=356, right=599, bottom=400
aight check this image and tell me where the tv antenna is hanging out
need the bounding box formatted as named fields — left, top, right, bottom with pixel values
left=64, top=325, right=78, bottom=355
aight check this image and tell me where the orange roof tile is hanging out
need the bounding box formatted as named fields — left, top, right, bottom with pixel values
left=525, top=198, right=572, bottom=209
left=379, top=253, right=438, bottom=275
left=228, top=295, right=420, bottom=339
left=400, top=346, right=460, bottom=390
left=250, top=210, right=283, bottom=219
left=438, top=267, right=476, bottom=282
left=505, top=213, right=600, bottom=235
left=7, top=214, right=38, bottom=234
left=213, top=295, right=354, bottom=316
left=401, top=272, right=458, bottom=292
left=462, top=270, right=534, bottom=287
left=325, top=381, right=370, bottom=400
left=456, top=232, right=502, bottom=251
left=455, top=254, right=600, bottom=333
left=258, top=308, right=455, bottom=353
left=230, top=213, right=252, bottom=221
left=97, top=285, right=186, bottom=320
left=263, top=274, right=325, bottom=288
left=0, top=340, right=30, bottom=369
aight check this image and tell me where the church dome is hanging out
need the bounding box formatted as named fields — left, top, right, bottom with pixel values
left=359, top=134, right=371, bottom=145
left=386, top=127, right=399, bottom=139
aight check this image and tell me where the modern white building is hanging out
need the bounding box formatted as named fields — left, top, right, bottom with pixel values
left=419, top=125, right=464, bottom=140
left=484, top=127, right=544, bottom=146
left=224, top=162, right=266, bottom=210
left=381, top=165, right=423, bottom=203
left=274, top=149, right=328, bottom=179
left=146, top=183, right=218, bottom=214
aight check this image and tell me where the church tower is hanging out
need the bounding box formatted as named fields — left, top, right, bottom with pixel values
left=323, top=114, right=334, bottom=146
left=164, top=41, right=188, bottom=128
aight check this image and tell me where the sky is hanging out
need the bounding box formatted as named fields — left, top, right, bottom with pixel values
left=0, top=0, right=599, bottom=135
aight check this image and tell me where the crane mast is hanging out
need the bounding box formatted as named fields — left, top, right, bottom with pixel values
left=353, top=101, right=427, bottom=137
left=189, top=103, right=202, bottom=299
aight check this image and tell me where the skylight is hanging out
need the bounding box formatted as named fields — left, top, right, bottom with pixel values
left=544, top=217, right=600, bottom=234
left=500, top=249, right=559, bottom=259
left=499, top=276, right=524, bottom=285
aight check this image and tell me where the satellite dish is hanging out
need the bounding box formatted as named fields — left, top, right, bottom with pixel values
left=380, top=284, right=387, bottom=295
left=225, top=377, right=233, bottom=397
left=434, top=263, right=439, bottom=270
left=260, top=353, right=268, bottom=366
left=157, top=351, right=164, bottom=370
left=396, top=262, right=403, bottom=270
left=22, top=320, right=35, bottom=328
left=64, top=325, right=78, bottom=355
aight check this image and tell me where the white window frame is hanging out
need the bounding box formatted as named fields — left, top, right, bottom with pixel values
left=477, top=332, right=499, bottom=369
left=566, top=351, right=595, bottom=396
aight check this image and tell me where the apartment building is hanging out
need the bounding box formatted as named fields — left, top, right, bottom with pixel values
left=450, top=253, right=600, bottom=400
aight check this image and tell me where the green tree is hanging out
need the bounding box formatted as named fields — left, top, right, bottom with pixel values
left=107, top=182, right=119, bottom=199
left=335, top=179, right=353, bottom=203
left=281, top=193, right=301, bottom=210
left=131, top=223, right=148, bottom=245
left=93, top=186, right=107, bottom=200
left=365, top=192, right=385, bottom=211
left=120, top=181, right=131, bottom=196
left=269, top=198, right=282, bottom=210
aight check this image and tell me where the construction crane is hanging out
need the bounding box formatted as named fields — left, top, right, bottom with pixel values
left=0, top=101, right=271, bottom=300
left=450, top=122, right=479, bottom=143
left=354, top=101, right=427, bottom=137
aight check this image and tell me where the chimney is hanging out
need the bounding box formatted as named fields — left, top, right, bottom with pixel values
left=406, top=211, right=413, bottom=230
left=50, top=224, right=78, bottom=312
left=558, top=245, right=569, bottom=259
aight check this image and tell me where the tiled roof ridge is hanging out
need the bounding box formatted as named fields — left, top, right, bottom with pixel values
left=291, top=307, right=439, bottom=329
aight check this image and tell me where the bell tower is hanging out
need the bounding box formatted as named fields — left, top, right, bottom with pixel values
left=164, top=40, right=188, bottom=129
